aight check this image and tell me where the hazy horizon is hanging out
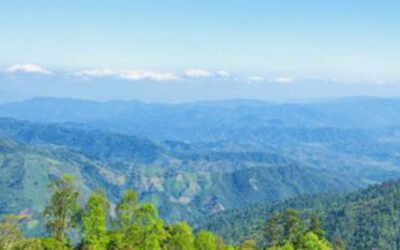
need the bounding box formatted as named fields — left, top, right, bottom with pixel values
left=2, top=1, right=400, bottom=104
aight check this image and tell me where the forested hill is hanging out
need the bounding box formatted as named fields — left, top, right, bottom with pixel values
left=0, top=135, right=359, bottom=227
left=0, top=175, right=334, bottom=250
left=198, top=180, right=400, bottom=250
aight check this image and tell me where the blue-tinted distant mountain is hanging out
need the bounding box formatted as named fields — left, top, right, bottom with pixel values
left=1, top=97, right=400, bottom=142
left=2, top=98, right=400, bottom=235
left=0, top=117, right=164, bottom=163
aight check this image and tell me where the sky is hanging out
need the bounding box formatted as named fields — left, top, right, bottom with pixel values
left=1, top=0, right=400, bottom=103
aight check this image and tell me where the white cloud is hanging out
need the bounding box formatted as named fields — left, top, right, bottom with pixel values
left=248, top=76, right=264, bottom=82
left=75, top=69, right=179, bottom=81
left=274, top=77, right=294, bottom=84
left=216, top=70, right=231, bottom=77
left=7, top=64, right=52, bottom=75
left=185, top=69, right=213, bottom=78
left=119, top=70, right=180, bottom=81
left=74, top=68, right=116, bottom=77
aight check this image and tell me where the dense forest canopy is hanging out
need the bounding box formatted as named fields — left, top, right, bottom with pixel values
left=0, top=175, right=334, bottom=250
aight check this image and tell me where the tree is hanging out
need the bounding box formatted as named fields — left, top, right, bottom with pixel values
left=81, top=191, right=109, bottom=250
left=135, top=203, right=167, bottom=250
left=298, top=232, right=331, bottom=250
left=168, top=222, right=195, bottom=250
left=194, top=230, right=216, bottom=250
left=282, top=209, right=303, bottom=246
left=332, top=239, right=345, bottom=250
left=265, top=212, right=282, bottom=247
left=266, top=242, right=295, bottom=250
left=0, top=215, right=70, bottom=250
left=238, top=239, right=256, bottom=250
left=109, top=190, right=139, bottom=249
left=42, top=175, right=80, bottom=243
left=15, top=239, right=45, bottom=250
left=114, top=190, right=139, bottom=232
left=0, top=215, right=24, bottom=250
left=308, top=212, right=325, bottom=239
left=40, top=238, right=71, bottom=250
left=224, top=246, right=236, bottom=250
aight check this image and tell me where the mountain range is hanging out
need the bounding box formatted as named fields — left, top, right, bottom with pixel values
left=1, top=96, right=400, bottom=244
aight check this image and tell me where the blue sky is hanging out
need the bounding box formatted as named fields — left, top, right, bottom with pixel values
left=1, top=0, right=400, bottom=80
left=0, top=1, right=400, bottom=103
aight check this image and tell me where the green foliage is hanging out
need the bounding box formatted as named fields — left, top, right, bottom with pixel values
left=308, top=212, right=325, bottom=240
left=202, top=180, right=400, bottom=249
left=81, top=191, right=109, bottom=250
left=266, top=242, right=294, bottom=250
left=237, top=239, right=256, bottom=250
left=281, top=209, right=303, bottom=247
left=167, top=222, right=195, bottom=250
left=194, top=230, right=216, bottom=250
left=298, top=232, right=331, bottom=250
left=14, top=238, right=43, bottom=250
left=332, top=239, right=345, bottom=250
left=42, top=175, right=80, bottom=243
left=262, top=210, right=331, bottom=250
left=134, top=203, right=168, bottom=250
left=114, top=190, right=139, bottom=232
left=0, top=176, right=340, bottom=250
left=40, top=238, right=71, bottom=250
left=109, top=190, right=139, bottom=250
left=0, top=176, right=337, bottom=250
left=0, top=216, right=24, bottom=250
left=265, top=212, right=281, bottom=246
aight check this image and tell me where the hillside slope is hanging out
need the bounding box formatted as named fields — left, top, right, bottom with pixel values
left=0, top=136, right=361, bottom=227
left=199, top=180, right=400, bottom=250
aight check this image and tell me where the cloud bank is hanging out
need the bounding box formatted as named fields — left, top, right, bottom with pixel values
left=274, top=77, right=294, bottom=84
left=7, top=64, right=52, bottom=75
left=75, top=69, right=180, bottom=81
left=185, top=69, right=213, bottom=78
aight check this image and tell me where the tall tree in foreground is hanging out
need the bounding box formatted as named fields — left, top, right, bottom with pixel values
left=194, top=230, right=216, bottom=250
left=114, top=190, right=139, bottom=233
left=167, top=222, right=195, bottom=250
left=298, top=232, right=331, bottom=250
left=109, top=190, right=139, bottom=250
left=80, top=191, right=109, bottom=250
left=42, top=175, right=80, bottom=244
left=135, top=203, right=167, bottom=250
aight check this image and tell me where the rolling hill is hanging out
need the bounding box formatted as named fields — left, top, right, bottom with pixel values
left=198, top=180, right=400, bottom=250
